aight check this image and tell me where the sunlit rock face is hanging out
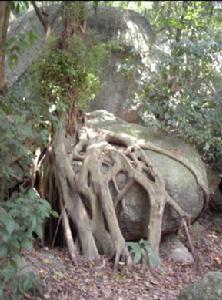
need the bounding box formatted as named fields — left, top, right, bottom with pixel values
left=87, top=7, right=155, bottom=124
left=87, top=110, right=208, bottom=240
left=87, top=7, right=155, bottom=58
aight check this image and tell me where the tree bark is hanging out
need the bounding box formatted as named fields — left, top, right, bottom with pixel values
left=31, top=1, right=51, bottom=37
left=0, top=1, right=10, bottom=96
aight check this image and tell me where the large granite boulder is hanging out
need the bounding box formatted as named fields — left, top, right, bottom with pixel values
left=178, top=272, right=222, bottom=300
left=87, top=7, right=154, bottom=122
left=87, top=110, right=208, bottom=239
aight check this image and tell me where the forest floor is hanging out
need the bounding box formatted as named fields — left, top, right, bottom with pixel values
left=22, top=210, right=222, bottom=300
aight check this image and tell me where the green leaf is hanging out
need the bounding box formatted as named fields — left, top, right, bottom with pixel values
left=2, top=262, right=17, bottom=281
left=21, top=239, right=32, bottom=251
left=12, top=254, right=21, bottom=265
left=15, top=3, right=20, bottom=14
left=139, top=238, right=146, bottom=247
left=18, top=37, right=29, bottom=50
left=11, top=283, right=20, bottom=299
left=28, top=30, right=37, bottom=45
left=51, top=210, right=59, bottom=218
left=8, top=54, right=19, bottom=69
left=0, top=244, right=7, bottom=258
left=24, top=2, right=30, bottom=9
left=20, top=273, right=35, bottom=292
left=145, top=243, right=161, bottom=267
left=34, top=225, right=43, bottom=239
left=1, top=214, right=18, bottom=234
left=10, top=239, right=21, bottom=251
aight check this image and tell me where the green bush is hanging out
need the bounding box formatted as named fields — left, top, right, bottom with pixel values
left=31, top=33, right=108, bottom=112
left=0, top=189, right=57, bottom=300
left=143, top=38, right=222, bottom=170
left=141, top=2, right=222, bottom=171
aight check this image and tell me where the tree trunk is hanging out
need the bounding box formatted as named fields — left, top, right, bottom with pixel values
left=0, top=1, right=10, bottom=96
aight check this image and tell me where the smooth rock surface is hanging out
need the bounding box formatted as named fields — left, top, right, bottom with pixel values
left=161, top=234, right=194, bottom=264
left=87, top=7, right=155, bottom=122
left=87, top=110, right=208, bottom=239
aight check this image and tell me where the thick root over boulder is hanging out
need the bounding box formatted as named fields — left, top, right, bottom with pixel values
left=40, top=125, right=209, bottom=270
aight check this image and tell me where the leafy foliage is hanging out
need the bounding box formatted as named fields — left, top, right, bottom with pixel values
left=10, top=1, right=30, bottom=17
left=0, top=87, right=49, bottom=197
left=141, top=1, right=222, bottom=170
left=126, top=239, right=160, bottom=267
left=0, top=189, right=57, bottom=300
left=0, top=89, right=55, bottom=299
left=31, top=33, right=108, bottom=112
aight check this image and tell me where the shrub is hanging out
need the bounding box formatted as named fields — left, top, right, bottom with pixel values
left=0, top=189, right=57, bottom=300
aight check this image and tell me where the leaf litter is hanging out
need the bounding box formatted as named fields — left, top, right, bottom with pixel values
left=22, top=211, right=222, bottom=300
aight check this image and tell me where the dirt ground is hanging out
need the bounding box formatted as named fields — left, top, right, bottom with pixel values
left=22, top=211, right=222, bottom=300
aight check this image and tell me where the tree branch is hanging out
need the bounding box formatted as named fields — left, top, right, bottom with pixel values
left=31, top=1, right=49, bottom=35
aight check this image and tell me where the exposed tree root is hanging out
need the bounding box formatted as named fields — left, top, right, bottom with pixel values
left=38, top=125, right=209, bottom=270
left=181, top=217, right=200, bottom=273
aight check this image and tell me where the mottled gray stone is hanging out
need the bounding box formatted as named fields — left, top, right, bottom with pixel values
left=161, top=234, right=194, bottom=264
left=87, top=7, right=155, bottom=123
left=178, top=272, right=222, bottom=300
left=87, top=110, right=208, bottom=239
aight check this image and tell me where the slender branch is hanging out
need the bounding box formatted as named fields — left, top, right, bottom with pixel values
left=51, top=209, right=64, bottom=248
left=60, top=200, right=78, bottom=265
left=181, top=217, right=200, bottom=273
left=31, top=1, right=49, bottom=34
